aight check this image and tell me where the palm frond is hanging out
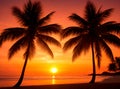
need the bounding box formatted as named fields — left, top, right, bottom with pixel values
left=97, top=8, right=114, bottom=22
left=72, top=42, right=84, bottom=61
left=61, top=27, right=85, bottom=39
left=99, top=39, right=114, bottom=62
left=8, top=36, right=28, bottom=59
left=0, top=28, right=25, bottom=46
left=72, top=34, right=91, bottom=61
left=38, top=12, right=55, bottom=26
left=36, top=36, right=53, bottom=58
left=23, top=40, right=35, bottom=60
left=69, top=13, right=88, bottom=26
left=85, top=1, right=96, bottom=22
left=12, top=0, right=42, bottom=26
left=23, top=0, right=41, bottom=25
left=100, top=22, right=120, bottom=34
left=95, top=41, right=101, bottom=68
left=37, top=34, right=61, bottom=47
left=34, top=1, right=42, bottom=16
left=102, top=33, right=120, bottom=47
left=24, top=0, right=32, bottom=12
left=12, top=7, right=27, bottom=26
left=63, top=36, right=81, bottom=52
left=38, top=24, right=61, bottom=34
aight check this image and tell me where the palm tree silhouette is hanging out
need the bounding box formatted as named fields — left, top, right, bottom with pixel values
left=108, top=57, right=120, bottom=72
left=0, top=0, right=61, bottom=87
left=115, top=57, right=120, bottom=70
left=108, top=63, right=117, bottom=72
left=61, top=1, right=120, bottom=83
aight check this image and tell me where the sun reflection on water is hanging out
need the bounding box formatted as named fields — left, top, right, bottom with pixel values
left=52, top=75, right=56, bottom=84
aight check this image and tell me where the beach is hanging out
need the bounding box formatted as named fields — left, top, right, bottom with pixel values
left=0, top=75, right=120, bottom=89
left=0, top=83, right=120, bottom=89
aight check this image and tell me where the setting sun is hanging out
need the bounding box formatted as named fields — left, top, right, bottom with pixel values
left=51, top=67, right=58, bottom=74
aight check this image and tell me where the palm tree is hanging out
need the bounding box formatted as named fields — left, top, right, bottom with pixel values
left=109, top=57, right=120, bottom=72
left=0, top=0, right=61, bottom=87
left=115, top=57, right=120, bottom=70
left=108, top=63, right=117, bottom=72
left=61, top=1, right=120, bottom=83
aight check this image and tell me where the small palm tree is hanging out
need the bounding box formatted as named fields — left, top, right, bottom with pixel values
left=0, top=0, right=61, bottom=87
left=115, top=57, right=120, bottom=70
left=108, top=63, right=117, bottom=72
left=61, top=1, right=120, bottom=83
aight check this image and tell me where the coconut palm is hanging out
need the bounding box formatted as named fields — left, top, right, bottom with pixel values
left=0, top=0, right=61, bottom=87
left=109, top=57, right=120, bottom=72
left=115, top=57, right=120, bottom=70
left=108, top=63, right=117, bottom=72
left=61, top=1, right=120, bottom=83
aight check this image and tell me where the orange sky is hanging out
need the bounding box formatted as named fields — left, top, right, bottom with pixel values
left=0, top=0, right=120, bottom=77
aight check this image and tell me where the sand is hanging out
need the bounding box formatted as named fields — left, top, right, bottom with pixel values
left=0, top=83, right=120, bottom=89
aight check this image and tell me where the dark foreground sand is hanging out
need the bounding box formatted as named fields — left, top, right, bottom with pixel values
left=0, top=83, right=120, bottom=89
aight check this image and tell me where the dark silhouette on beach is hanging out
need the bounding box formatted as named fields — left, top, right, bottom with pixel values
left=61, top=1, right=120, bottom=83
left=108, top=57, right=120, bottom=73
left=0, top=0, right=61, bottom=87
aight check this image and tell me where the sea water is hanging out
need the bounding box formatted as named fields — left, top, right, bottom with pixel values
left=0, top=75, right=113, bottom=87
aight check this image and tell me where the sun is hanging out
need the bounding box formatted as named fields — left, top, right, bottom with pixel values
left=51, top=67, right=58, bottom=74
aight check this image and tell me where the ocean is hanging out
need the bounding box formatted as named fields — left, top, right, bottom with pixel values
left=0, top=75, right=112, bottom=87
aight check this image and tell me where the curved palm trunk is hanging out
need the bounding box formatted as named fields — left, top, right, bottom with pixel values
left=13, top=55, right=28, bottom=87
left=89, top=42, right=96, bottom=83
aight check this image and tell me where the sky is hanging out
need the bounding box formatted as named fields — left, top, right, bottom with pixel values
left=0, top=0, right=120, bottom=78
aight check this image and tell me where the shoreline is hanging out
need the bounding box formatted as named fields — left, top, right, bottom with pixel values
left=1, top=75, right=120, bottom=89
left=0, top=83, right=120, bottom=89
